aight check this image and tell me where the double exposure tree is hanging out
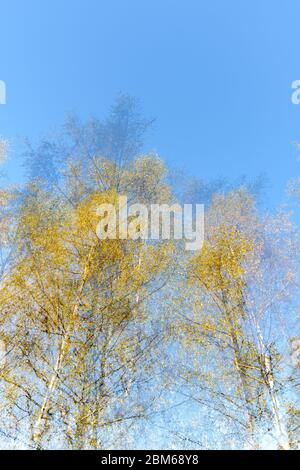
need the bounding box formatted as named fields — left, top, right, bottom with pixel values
left=0, top=100, right=176, bottom=449
left=171, top=189, right=298, bottom=449
left=0, top=154, right=174, bottom=449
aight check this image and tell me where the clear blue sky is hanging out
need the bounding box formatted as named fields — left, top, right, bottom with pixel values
left=1, top=0, right=300, bottom=209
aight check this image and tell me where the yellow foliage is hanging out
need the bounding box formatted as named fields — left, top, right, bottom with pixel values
left=189, top=224, right=254, bottom=295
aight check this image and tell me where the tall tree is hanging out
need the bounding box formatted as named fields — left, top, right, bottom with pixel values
left=172, top=189, right=297, bottom=449
left=0, top=147, right=175, bottom=449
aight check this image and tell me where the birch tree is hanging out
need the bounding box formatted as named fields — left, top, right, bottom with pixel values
left=172, top=189, right=298, bottom=449
left=0, top=154, right=174, bottom=449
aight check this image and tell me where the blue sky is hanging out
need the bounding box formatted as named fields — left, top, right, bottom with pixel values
left=1, top=0, right=300, bottom=209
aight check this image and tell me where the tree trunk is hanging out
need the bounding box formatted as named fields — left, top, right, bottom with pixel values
left=32, top=251, right=92, bottom=448
left=255, top=321, right=290, bottom=450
